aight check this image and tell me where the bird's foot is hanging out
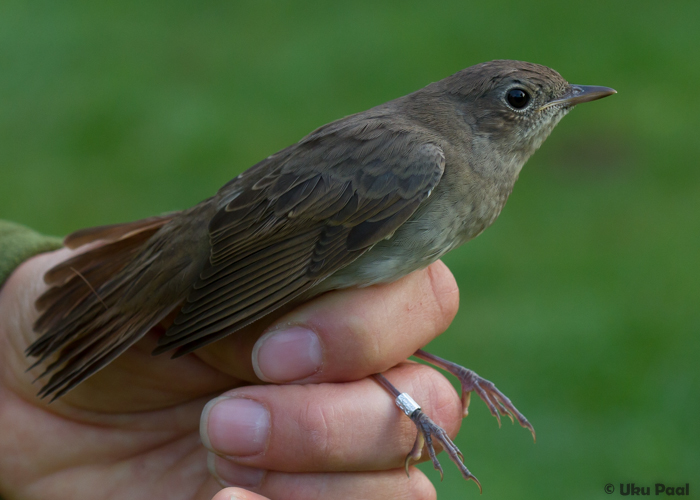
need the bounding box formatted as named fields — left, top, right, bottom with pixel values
left=374, top=374, right=481, bottom=490
left=457, top=368, right=536, bottom=440
left=414, top=349, right=536, bottom=441
left=406, top=408, right=482, bottom=492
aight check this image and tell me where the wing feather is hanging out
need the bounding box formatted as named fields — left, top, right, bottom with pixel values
left=159, top=121, right=445, bottom=354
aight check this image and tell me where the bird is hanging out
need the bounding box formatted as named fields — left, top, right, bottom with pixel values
left=27, top=59, right=615, bottom=488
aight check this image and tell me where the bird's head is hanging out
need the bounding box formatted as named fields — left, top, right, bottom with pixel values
left=440, top=60, right=615, bottom=170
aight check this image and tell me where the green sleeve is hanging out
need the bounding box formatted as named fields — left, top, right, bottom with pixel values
left=0, top=221, right=63, bottom=287
left=0, top=226, right=63, bottom=499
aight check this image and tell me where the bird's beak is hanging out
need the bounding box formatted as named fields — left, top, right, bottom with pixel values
left=539, top=85, right=616, bottom=110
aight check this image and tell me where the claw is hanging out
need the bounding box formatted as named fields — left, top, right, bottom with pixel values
left=458, top=368, right=534, bottom=440
left=404, top=429, right=425, bottom=477
left=412, top=349, right=535, bottom=444
left=494, top=399, right=511, bottom=420
left=461, top=390, right=472, bottom=417
left=503, top=408, right=516, bottom=425
left=473, top=475, right=483, bottom=494
left=409, top=409, right=480, bottom=490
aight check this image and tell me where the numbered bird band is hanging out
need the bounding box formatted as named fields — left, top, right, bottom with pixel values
left=395, top=393, right=421, bottom=416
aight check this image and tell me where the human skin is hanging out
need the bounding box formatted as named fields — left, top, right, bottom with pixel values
left=0, top=247, right=463, bottom=500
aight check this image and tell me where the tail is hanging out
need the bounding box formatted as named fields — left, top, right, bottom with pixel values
left=27, top=213, right=179, bottom=400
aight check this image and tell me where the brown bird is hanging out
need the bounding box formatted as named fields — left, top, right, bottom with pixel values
left=28, top=60, right=615, bottom=488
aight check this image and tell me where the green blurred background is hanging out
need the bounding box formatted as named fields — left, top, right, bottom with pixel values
left=1, top=1, right=698, bottom=498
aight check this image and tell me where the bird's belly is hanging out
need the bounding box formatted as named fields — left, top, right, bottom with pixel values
left=319, top=213, right=467, bottom=290
left=317, top=190, right=506, bottom=292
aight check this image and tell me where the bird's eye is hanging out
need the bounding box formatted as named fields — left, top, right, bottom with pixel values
left=506, top=88, right=531, bottom=109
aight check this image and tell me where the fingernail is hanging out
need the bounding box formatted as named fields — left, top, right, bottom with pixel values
left=208, top=452, right=266, bottom=488
left=201, top=397, right=270, bottom=456
left=252, top=326, right=323, bottom=382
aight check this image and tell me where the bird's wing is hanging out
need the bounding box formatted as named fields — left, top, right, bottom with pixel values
left=157, top=119, right=445, bottom=355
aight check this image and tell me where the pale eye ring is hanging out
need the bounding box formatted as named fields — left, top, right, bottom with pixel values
left=506, top=88, right=531, bottom=109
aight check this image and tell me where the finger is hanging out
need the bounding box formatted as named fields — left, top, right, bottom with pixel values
left=196, top=260, right=459, bottom=384
left=209, top=458, right=436, bottom=500
left=211, top=487, right=270, bottom=500
left=200, top=363, right=462, bottom=472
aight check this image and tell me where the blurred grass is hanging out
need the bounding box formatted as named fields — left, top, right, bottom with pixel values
left=1, top=1, right=698, bottom=498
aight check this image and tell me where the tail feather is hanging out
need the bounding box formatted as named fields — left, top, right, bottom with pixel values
left=28, top=213, right=180, bottom=399
left=28, top=307, right=102, bottom=363
left=35, top=313, right=123, bottom=378
left=63, top=214, right=176, bottom=249
left=44, top=227, right=161, bottom=286
left=37, top=306, right=176, bottom=401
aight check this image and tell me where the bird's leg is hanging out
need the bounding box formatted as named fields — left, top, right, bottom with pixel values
left=372, top=373, right=481, bottom=492
left=413, top=349, right=536, bottom=441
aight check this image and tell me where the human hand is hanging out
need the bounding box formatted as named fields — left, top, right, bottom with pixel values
left=0, top=247, right=462, bottom=500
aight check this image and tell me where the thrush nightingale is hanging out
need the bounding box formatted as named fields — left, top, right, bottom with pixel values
left=27, top=59, right=615, bottom=487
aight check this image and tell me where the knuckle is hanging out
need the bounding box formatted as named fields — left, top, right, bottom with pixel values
left=299, top=397, right=343, bottom=467
left=338, top=311, right=384, bottom=369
